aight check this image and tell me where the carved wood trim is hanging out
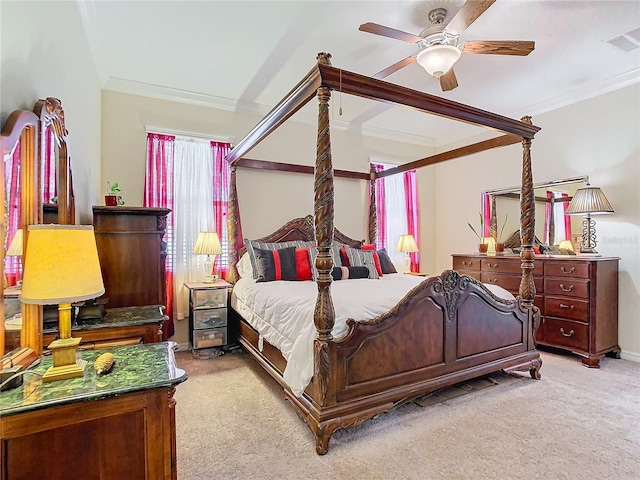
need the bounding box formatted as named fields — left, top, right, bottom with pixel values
left=519, top=116, right=536, bottom=308
left=226, top=165, right=240, bottom=284
left=368, top=166, right=377, bottom=244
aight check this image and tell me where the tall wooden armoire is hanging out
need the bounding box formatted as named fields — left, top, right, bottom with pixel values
left=92, top=206, right=171, bottom=309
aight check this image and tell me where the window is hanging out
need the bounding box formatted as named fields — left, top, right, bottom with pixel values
left=145, top=133, right=231, bottom=325
left=371, top=162, right=420, bottom=272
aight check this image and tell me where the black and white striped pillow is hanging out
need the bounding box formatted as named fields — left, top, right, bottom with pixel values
left=244, top=239, right=313, bottom=279
left=345, top=246, right=380, bottom=279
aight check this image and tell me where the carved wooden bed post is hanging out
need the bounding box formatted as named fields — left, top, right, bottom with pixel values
left=519, top=116, right=536, bottom=308
left=227, top=164, right=240, bottom=284
left=368, top=165, right=377, bottom=244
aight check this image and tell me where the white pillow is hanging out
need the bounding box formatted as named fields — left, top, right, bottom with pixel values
left=236, top=253, right=253, bottom=278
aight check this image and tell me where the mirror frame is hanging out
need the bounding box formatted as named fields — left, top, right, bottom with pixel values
left=34, top=97, right=75, bottom=225
left=1, top=110, right=42, bottom=368
left=483, top=175, right=589, bottom=246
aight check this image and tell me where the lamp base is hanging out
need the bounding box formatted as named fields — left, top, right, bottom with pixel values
left=43, top=336, right=86, bottom=383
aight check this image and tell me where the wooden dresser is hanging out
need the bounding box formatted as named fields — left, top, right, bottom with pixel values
left=93, top=206, right=171, bottom=309
left=452, top=254, right=620, bottom=367
left=0, top=342, right=187, bottom=479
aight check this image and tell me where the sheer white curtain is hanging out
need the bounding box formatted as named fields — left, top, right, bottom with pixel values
left=381, top=166, right=409, bottom=271
left=552, top=193, right=567, bottom=243
left=173, top=136, right=215, bottom=319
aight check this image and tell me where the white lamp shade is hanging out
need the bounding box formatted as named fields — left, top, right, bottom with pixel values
left=565, top=185, right=614, bottom=215
left=6, top=228, right=23, bottom=256
left=20, top=225, right=105, bottom=304
left=483, top=237, right=497, bottom=252
left=416, top=45, right=462, bottom=77
left=193, top=231, right=222, bottom=255
left=397, top=234, right=419, bottom=253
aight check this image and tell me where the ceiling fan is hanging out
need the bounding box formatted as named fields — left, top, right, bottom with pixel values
left=359, top=0, right=535, bottom=91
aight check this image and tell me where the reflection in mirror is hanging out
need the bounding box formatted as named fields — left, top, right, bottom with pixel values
left=1, top=110, right=42, bottom=366
left=482, top=176, right=589, bottom=248
left=34, top=97, right=75, bottom=225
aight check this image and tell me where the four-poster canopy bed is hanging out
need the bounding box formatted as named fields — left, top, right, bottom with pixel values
left=224, top=52, right=542, bottom=454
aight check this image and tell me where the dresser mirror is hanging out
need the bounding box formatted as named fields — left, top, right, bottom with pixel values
left=1, top=110, right=42, bottom=366
left=482, top=176, right=589, bottom=247
left=34, top=97, right=75, bottom=225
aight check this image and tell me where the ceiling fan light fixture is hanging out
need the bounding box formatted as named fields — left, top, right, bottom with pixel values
left=416, top=44, right=461, bottom=78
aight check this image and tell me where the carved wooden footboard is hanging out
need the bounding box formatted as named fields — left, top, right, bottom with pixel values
left=234, top=269, right=541, bottom=454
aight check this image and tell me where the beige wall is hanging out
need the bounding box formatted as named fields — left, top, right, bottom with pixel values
left=433, top=84, right=640, bottom=358
left=1, top=0, right=102, bottom=224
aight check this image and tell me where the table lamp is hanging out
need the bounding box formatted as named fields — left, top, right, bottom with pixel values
left=397, top=234, right=418, bottom=273
left=565, top=184, right=613, bottom=254
left=20, top=225, right=105, bottom=382
left=193, top=231, right=222, bottom=283
left=6, top=228, right=23, bottom=286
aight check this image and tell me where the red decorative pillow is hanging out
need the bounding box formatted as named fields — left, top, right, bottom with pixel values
left=533, top=246, right=541, bottom=255
left=295, top=248, right=312, bottom=281
left=340, top=246, right=351, bottom=267
left=360, top=244, right=383, bottom=277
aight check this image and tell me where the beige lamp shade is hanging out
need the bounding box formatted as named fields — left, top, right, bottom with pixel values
left=192, top=231, right=222, bottom=255
left=558, top=240, right=574, bottom=252
left=483, top=236, right=497, bottom=252
left=6, top=228, right=23, bottom=256
left=20, top=225, right=105, bottom=305
left=397, top=234, right=419, bottom=253
left=565, top=185, right=614, bottom=215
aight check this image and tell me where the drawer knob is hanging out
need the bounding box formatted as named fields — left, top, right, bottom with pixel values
left=559, top=283, right=574, bottom=292
left=560, top=328, right=575, bottom=337
left=488, top=263, right=498, bottom=269
left=561, top=266, right=575, bottom=274
left=490, top=278, right=498, bottom=284
left=559, top=303, right=575, bottom=310
left=463, top=261, right=472, bottom=267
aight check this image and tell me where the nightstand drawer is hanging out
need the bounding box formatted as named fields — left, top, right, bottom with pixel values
left=545, top=296, right=589, bottom=321
left=193, top=328, right=227, bottom=349
left=192, top=288, right=227, bottom=309
left=542, top=317, right=588, bottom=351
left=194, top=308, right=227, bottom=330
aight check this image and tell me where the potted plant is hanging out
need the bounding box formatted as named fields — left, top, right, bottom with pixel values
left=468, top=213, right=488, bottom=253
left=495, top=213, right=508, bottom=253
left=105, top=181, right=124, bottom=206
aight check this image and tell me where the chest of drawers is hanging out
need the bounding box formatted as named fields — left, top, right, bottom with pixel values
left=452, top=254, right=620, bottom=367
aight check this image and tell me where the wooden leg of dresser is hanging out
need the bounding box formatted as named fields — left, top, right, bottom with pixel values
left=581, top=355, right=602, bottom=368
left=606, top=347, right=622, bottom=359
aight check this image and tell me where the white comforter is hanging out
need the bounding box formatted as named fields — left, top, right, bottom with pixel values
left=231, top=273, right=514, bottom=396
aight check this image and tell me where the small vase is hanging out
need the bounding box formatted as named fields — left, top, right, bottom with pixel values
left=105, top=195, right=122, bottom=206
left=495, top=243, right=505, bottom=254
left=478, top=243, right=488, bottom=254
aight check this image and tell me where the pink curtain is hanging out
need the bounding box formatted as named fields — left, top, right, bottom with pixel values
left=371, top=163, right=386, bottom=249
left=144, top=133, right=175, bottom=338
left=403, top=170, right=420, bottom=272
left=211, top=141, right=232, bottom=278
left=482, top=192, right=491, bottom=238
left=563, top=193, right=572, bottom=239
left=42, top=125, right=56, bottom=204
left=5, top=142, right=22, bottom=286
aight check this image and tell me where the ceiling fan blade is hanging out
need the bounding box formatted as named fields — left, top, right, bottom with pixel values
left=463, top=40, right=535, bottom=56
left=359, top=22, right=422, bottom=43
left=445, top=0, right=496, bottom=35
left=372, top=56, right=417, bottom=79
left=439, top=69, right=458, bottom=92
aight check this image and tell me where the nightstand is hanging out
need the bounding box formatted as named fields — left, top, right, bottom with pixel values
left=184, top=280, right=231, bottom=351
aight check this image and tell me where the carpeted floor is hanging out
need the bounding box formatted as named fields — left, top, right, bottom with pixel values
left=173, top=348, right=639, bottom=480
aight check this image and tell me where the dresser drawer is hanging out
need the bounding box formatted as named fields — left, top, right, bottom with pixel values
left=541, top=317, right=588, bottom=351
left=192, top=288, right=227, bottom=309
left=544, top=262, right=589, bottom=279
left=544, top=296, right=589, bottom=321
left=544, top=278, right=589, bottom=299
left=194, top=308, right=227, bottom=330
left=481, top=273, right=543, bottom=294
left=193, top=327, right=227, bottom=349
left=481, top=258, right=543, bottom=275
left=453, top=256, right=481, bottom=271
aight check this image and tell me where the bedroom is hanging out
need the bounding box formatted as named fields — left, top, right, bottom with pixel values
left=1, top=0, right=639, bottom=477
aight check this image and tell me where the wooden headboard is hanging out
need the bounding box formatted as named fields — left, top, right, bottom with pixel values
left=237, top=215, right=363, bottom=258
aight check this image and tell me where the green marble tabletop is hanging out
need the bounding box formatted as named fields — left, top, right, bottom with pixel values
left=43, top=304, right=168, bottom=335
left=0, top=341, right=187, bottom=417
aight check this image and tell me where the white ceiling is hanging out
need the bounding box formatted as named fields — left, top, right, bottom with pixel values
left=78, top=0, right=640, bottom=148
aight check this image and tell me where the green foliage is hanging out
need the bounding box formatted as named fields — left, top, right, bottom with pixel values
left=467, top=212, right=485, bottom=244
left=107, top=181, right=121, bottom=194
left=498, top=213, right=509, bottom=243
